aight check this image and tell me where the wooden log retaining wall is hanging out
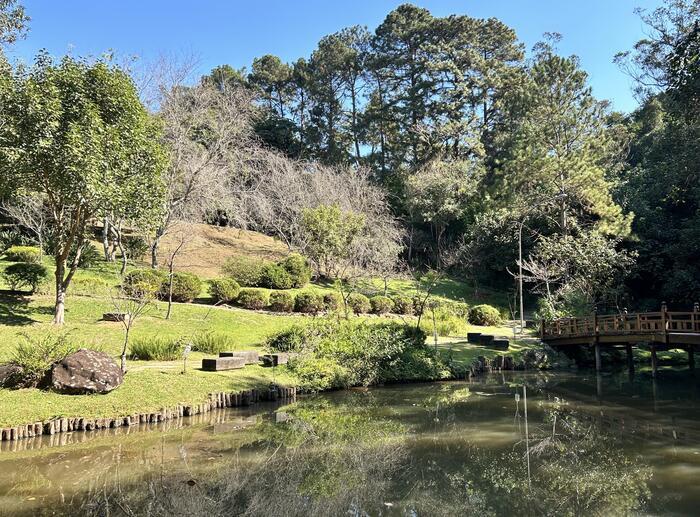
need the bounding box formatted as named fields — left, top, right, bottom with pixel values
left=0, top=385, right=296, bottom=444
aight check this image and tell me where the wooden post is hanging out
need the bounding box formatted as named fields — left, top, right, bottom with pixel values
left=626, top=343, right=634, bottom=373
left=651, top=344, right=658, bottom=378
left=594, top=342, right=602, bottom=372
left=694, top=303, right=699, bottom=332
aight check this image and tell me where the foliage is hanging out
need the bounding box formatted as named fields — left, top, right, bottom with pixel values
left=294, top=291, right=325, bottom=314
left=267, top=319, right=448, bottom=391
left=10, top=332, right=79, bottom=388
left=0, top=228, right=32, bottom=254
left=122, top=235, right=150, bottom=261
left=122, top=268, right=167, bottom=297
left=259, top=262, right=294, bottom=289
left=2, top=262, right=49, bottom=292
left=236, top=288, right=270, bottom=310
left=269, top=290, right=295, bottom=312
left=347, top=292, right=371, bottom=314
left=222, top=256, right=267, bottom=287
left=160, top=272, right=202, bottom=303
left=191, top=331, right=234, bottom=354
left=323, top=292, right=343, bottom=312
left=129, top=337, right=182, bottom=361
left=469, top=304, right=503, bottom=326
left=392, top=296, right=414, bottom=315
left=209, top=277, right=241, bottom=304
left=279, top=253, right=312, bottom=288
left=3, top=245, right=40, bottom=263
left=68, top=242, right=101, bottom=269
left=370, top=295, right=394, bottom=315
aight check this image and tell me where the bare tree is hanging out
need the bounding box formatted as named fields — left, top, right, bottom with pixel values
left=111, top=287, right=155, bottom=374
left=161, top=223, right=196, bottom=320
left=1, top=193, right=50, bottom=258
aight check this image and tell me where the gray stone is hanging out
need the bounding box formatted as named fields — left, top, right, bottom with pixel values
left=0, top=363, right=23, bottom=388
left=467, top=332, right=482, bottom=344
left=202, top=356, right=246, bottom=371
left=49, top=349, right=123, bottom=394
left=102, top=312, right=129, bottom=322
left=219, top=350, right=259, bottom=364
left=260, top=353, right=296, bottom=367
left=478, top=335, right=495, bottom=347
left=492, top=339, right=509, bottom=350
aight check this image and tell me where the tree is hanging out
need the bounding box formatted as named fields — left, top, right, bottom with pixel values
left=0, top=0, right=28, bottom=46
left=0, top=53, right=166, bottom=324
left=112, top=286, right=155, bottom=373
left=1, top=193, right=50, bottom=258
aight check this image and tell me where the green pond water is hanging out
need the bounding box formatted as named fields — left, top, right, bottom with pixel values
left=1, top=370, right=700, bottom=516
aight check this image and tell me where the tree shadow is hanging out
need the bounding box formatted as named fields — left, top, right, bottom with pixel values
left=0, top=292, right=43, bottom=326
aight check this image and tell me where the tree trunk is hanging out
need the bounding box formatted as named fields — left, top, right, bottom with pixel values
left=53, top=261, right=66, bottom=325
left=102, top=216, right=112, bottom=261
left=120, top=327, right=130, bottom=373
left=151, top=229, right=163, bottom=269
left=165, top=264, right=174, bottom=320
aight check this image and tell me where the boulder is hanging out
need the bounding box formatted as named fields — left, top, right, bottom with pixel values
left=0, top=363, right=23, bottom=388
left=49, top=349, right=123, bottom=394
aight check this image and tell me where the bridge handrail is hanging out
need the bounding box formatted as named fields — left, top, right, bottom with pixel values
left=542, top=305, right=700, bottom=340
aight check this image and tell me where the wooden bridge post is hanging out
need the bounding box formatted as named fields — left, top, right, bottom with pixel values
left=593, top=308, right=601, bottom=372
left=661, top=302, right=669, bottom=345
left=651, top=344, right=658, bottom=378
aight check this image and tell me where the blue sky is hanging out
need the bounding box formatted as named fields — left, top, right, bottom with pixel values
left=9, top=0, right=662, bottom=113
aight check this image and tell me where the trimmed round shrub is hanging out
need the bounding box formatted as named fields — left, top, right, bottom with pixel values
left=294, top=291, right=325, bottom=314
left=221, top=256, right=266, bottom=287
left=259, top=263, right=293, bottom=289
left=469, top=304, right=503, bottom=326
left=269, top=290, right=295, bottom=312
left=2, top=262, right=49, bottom=292
left=4, top=245, right=41, bottom=264
left=160, top=272, right=202, bottom=303
left=370, top=295, right=394, bottom=315
left=237, top=288, right=270, bottom=310
left=392, top=296, right=414, bottom=315
left=209, top=277, right=241, bottom=304
left=323, top=292, right=343, bottom=312
left=347, top=293, right=371, bottom=314
left=280, top=253, right=312, bottom=288
left=122, top=268, right=167, bottom=296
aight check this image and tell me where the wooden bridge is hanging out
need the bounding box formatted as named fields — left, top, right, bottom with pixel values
left=541, top=303, right=700, bottom=376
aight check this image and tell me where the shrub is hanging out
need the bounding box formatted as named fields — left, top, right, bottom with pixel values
left=129, top=337, right=182, bottom=361
left=237, top=288, right=270, bottom=310
left=160, top=272, right=202, bottom=303
left=269, top=291, right=295, bottom=312
left=4, top=245, right=41, bottom=263
left=392, top=296, right=414, bottom=315
left=11, top=332, right=79, bottom=388
left=191, top=332, right=233, bottom=354
left=69, top=242, right=101, bottom=269
left=2, top=262, right=49, bottom=292
left=279, top=253, right=312, bottom=288
left=267, top=319, right=449, bottom=390
left=347, top=293, right=371, bottom=314
left=370, top=295, right=394, bottom=315
left=294, top=291, right=325, bottom=314
left=323, top=292, right=343, bottom=312
left=221, top=256, right=267, bottom=287
left=259, top=263, right=293, bottom=289
left=209, top=277, right=241, bottom=304
left=420, top=307, right=467, bottom=337
left=469, top=304, right=503, bottom=326
left=122, top=235, right=150, bottom=260
left=122, top=268, right=167, bottom=296
left=0, top=229, right=32, bottom=254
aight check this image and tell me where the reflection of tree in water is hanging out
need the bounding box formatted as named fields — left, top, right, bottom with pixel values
left=45, top=389, right=651, bottom=517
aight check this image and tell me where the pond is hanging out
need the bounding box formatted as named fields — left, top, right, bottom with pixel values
left=2, top=370, right=700, bottom=516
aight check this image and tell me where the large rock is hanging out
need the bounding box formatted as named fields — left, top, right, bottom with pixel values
left=49, top=349, right=123, bottom=394
left=0, top=363, right=23, bottom=388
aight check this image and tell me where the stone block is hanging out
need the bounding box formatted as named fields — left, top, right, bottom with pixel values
left=219, top=350, right=259, bottom=364
left=201, top=356, right=246, bottom=372
left=467, top=332, right=482, bottom=344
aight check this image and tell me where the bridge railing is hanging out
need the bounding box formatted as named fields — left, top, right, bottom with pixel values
left=542, top=305, right=700, bottom=340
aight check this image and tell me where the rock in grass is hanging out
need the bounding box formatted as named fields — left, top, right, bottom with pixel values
left=0, top=363, right=23, bottom=388
left=49, top=349, right=123, bottom=394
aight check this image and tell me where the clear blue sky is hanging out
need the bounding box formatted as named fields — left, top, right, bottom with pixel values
left=9, top=0, right=663, bottom=113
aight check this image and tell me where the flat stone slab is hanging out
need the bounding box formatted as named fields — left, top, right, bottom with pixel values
left=202, top=356, right=246, bottom=371
left=478, top=335, right=495, bottom=346
left=102, top=312, right=129, bottom=322
left=219, top=350, right=259, bottom=364
left=260, top=353, right=296, bottom=367
left=467, top=332, right=482, bottom=344
left=492, top=339, right=509, bottom=350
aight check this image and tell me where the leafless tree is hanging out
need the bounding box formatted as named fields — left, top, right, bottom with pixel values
left=162, top=223, right=196, bottom=320
left=111, top=286, right=155, bottom=374
left=1, top=193, right=50, bottom=257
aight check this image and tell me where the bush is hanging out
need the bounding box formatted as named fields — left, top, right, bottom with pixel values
left=11, top=332, right=79, bottom=388
left=209, top=277, right=241, bottom=304
left=267, top=319, right=449, bottom=391
left=323, top=292, right=343, bottom=312
left=370, top=295, right=394, bottom=315
left=269, top=291, right=295, bottom=312
left=69, top=242, right=101, bottom=269
left=294, top=291, right=325, bottom=314
left=4, top=245, right=41, bottom=263
left=191, top=332, right=233, bottom=354
left=0, top=229, right=32, bottom=254
left=221, top=256, right=267, bottom=287
left=2, top=262, right=49, bottom=292
left=122, top=235, right=150, bottom=260
left=122, top=268, right=167, bottom=296
left=237, top=288, right=270, bottom=310
left=469, top=304, right=503, bottom=326
left=347, top=293, right=371, bottom=314
left=129, top=337, right=182, bottom=361
left=420, top=307, right=467, bottom=337
left=392, top=296, right=414, bottom=315
left=160, top=272, right=202, bottom=303
left=259, top=263, right=293, bottom=289
left=279, top=253, right=312, bottom=288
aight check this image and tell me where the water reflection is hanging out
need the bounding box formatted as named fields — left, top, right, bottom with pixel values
left=2, top=371, right=700, bottom=516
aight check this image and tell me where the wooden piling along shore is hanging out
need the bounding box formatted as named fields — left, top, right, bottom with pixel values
left=0, top=385, right=296, bottom=444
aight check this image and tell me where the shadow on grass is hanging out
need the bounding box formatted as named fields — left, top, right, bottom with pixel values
left=0, top=292, right=39, bottom=326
